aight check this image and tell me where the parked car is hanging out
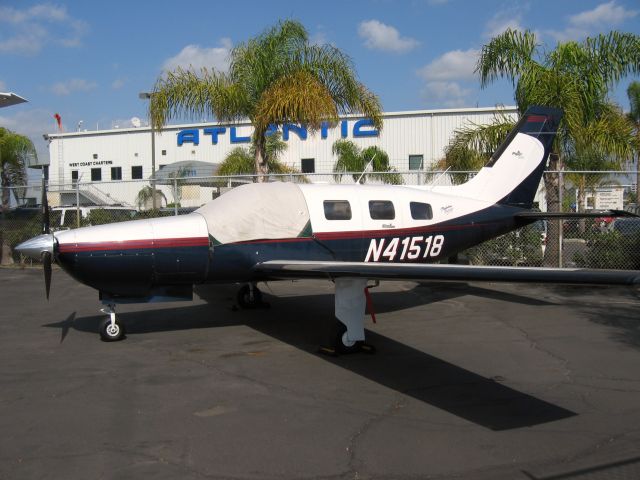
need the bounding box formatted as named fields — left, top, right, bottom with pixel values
left=612, top=217, right=640, bottom=237
left=50, top=206, right=137, bottom=230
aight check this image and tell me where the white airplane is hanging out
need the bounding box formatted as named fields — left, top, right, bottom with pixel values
left=16, top=106, right=640, bottom=353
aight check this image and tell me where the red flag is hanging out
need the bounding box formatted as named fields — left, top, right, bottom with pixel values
left=54, top=113, right=62, bottom=131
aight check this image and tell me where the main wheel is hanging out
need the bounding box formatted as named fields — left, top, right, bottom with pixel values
left=99, top=317, right=125, bottom=342
left=237, top=284, right=263, bottom=309
left=334, top=320, right=361, bottom=354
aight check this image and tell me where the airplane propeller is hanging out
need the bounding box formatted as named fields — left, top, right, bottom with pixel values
left=15, top=171, right=56, bottom=299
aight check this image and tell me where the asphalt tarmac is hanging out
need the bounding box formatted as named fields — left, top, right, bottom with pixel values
left=1, top=267, right=640, bottom=480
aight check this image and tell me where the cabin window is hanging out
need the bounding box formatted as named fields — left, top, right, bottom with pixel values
left=324, top=200, right=352, bottom=220
left=131, top=165, right=143, bottom=179
left=410, top=202, right=433, bottom=220
left=91, top=168, right=102, bottom=181
left=71, top=170, right=78, bottom=185
left=369, top=200, right=395, bottom=220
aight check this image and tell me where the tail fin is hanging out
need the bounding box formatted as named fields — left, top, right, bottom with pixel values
left=495, top=105, right=563, bottom=208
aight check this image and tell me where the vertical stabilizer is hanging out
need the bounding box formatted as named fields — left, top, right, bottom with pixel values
left=495, top=106, right=563, bottom=208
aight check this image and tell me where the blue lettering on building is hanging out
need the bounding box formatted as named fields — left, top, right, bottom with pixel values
left=176, top=119, right=379, bottom=146
left=203, top=127, right=226, bottom=144
left=321, top=122, right=330, bottom=139
left=177, top=129, right=199, bottom=146
left=283, top=123, right=307, bottom=141
left=230, top=127, right=251, bottom=143
left=353, top=119, right=378, bottom=137
left=340, top=120, right=348, bottom=138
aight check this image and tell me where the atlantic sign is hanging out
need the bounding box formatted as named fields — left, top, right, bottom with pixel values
left=176, top=119, right=379, bottom=146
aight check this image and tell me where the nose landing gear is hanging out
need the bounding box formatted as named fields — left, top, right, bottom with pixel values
left=99, top=304, right=125, bottom=342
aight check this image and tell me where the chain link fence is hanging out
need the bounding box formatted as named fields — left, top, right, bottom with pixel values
left=1, top=170, right=639, bottom=269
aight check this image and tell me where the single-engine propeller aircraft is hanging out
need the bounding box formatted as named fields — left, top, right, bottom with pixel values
left=17, top=106, right=640, bottom=352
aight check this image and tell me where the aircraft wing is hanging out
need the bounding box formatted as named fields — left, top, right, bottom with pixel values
left=253, top=260, right=640, bottom=286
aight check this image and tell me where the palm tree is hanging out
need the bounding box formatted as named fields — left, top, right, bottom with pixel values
left=440, top=30, right=639, bottom=266
left=150, top=20, right=382, bottom=182
left=627, top=81, right=640, bottom=205
left=217, top=132, right=296, bottom=176
left=0, top=127, right=34, bottom=213
left=436, top=113, right=515, bottom=184
left=332, top=140, right=402, bottom=184
left=136, top=185, right=166, bottom=210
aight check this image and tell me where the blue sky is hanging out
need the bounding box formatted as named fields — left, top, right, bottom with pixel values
left=1, top=0, right=639, bottom=162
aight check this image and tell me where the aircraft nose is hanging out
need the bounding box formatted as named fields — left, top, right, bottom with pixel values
left=15, top=234, right=55, bottom=261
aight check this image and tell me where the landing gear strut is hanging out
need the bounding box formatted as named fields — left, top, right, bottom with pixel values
left=99, top=304, right=125, bottom=342
left=319, top=278, right=377, bottom=355
left=236, top=283, right=269, bottom=309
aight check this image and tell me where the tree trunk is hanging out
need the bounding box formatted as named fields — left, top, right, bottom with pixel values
left=253, top=131, right=268, bottom=183
left=636, top=150, right=640, bottom=205
left=543, top=154, right=561, bottom=267
left=1, top=170, right=11, bottom=213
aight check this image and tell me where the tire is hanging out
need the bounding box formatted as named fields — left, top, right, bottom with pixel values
left=334, top=320, right=360, bottom=354
left=99, top=317, right=125, bottom=342
left=237, top=284, right=263, bottom=309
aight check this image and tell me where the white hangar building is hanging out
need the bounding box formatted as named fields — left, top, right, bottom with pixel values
left=44, top=106, right=517, bottom=208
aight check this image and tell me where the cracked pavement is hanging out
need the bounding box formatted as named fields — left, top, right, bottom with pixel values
left=1, top=268, right=639, bottom=479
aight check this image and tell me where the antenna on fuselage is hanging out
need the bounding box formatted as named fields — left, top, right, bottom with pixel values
left=355, top=152, right=377, bottom=184
left=428, top=166, right=452, bottom=191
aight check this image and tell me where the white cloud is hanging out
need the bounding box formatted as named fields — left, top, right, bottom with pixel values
left=111, top=78, right=126, bottom=90
left=484, top=12, right=524, bottom=38
left=50, top=78, right=97, bottom=96
left=569, top=1, right=633, bottom=27
left=421, top=81, right=471, bottom=108
left=309, top=31, right=328, bottom=46
left=358, top=20, right=419, bottom=53
left=418, top=48, right=479, bottom=107
left=547, top=1, right=638, bottom=41
left=0, top=3, right=88, bottom=55
left=418, top=48, right=480, bottom=82
left=110, top=117, right=147, bottom=129
left=162, top=38, right=233, bottom=72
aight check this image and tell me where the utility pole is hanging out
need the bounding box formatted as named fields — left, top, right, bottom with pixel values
left=139, top=92, right=157, bottom=210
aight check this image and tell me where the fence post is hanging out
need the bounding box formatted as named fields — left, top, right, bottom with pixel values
left=558, top=165, right=564, bottom=268
left=174, top=177, right=178, bottom=216
left=75, top=180, right=81, bottom=228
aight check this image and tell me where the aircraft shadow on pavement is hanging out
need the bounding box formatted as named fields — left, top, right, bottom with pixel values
left=44, top=282, right=573, bottom=431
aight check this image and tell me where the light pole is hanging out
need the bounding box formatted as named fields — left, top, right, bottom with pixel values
left=138, top=92, right=157, bottom=210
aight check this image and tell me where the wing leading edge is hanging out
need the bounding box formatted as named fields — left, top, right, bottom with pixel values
left=253, top=260, right=640, bottom=286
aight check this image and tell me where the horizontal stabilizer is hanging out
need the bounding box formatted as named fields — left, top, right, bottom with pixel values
left=515, top=210, right=639, bottom=220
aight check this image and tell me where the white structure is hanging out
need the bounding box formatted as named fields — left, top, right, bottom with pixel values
left=44, top=106, right=517, bottom=208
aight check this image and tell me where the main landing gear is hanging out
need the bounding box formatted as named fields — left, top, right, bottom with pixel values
left=236, top=283, right=269, bottom=309
left=99, top=304, right=125, bottom=342
left=319, top=278, right=377, bottom=356
left=235, top=279, right=376, bottom=355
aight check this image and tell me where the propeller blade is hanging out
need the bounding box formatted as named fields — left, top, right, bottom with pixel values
left=43, top=251, right=52, bottom=300
left=41, top=171, right=50, bottom=234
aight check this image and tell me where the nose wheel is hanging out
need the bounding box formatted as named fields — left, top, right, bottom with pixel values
left=99, top=305, right=125, bottom=342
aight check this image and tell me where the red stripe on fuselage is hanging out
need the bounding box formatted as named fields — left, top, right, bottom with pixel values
left=58, top=237, right=209, bottom=253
